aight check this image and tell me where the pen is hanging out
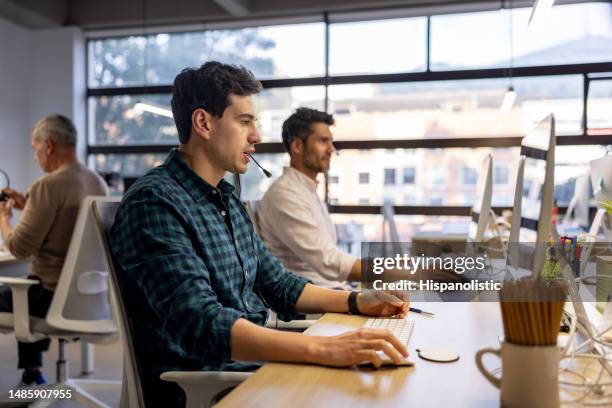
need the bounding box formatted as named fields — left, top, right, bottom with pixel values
left=409, top=307, right=435, bottom=317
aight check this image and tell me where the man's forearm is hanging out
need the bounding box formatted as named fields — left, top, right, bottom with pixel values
left=231, top=318, right=315, bottom=363
left=0, top=218, right=11, bottom=243
left=294, top=283, right=350, bottom=314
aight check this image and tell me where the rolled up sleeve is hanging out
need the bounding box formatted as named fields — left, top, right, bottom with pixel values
left=254, top=233, right=308, bottom=322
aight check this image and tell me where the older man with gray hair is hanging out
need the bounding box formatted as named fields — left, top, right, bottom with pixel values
left=0, top=114, right=108, bottom=386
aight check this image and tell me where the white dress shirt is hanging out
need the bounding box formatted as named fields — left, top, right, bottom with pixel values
left=257, top=167, right=357, bottom=289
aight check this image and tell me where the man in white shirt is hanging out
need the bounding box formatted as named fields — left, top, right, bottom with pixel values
left=258, top=108, right=359, bottom=289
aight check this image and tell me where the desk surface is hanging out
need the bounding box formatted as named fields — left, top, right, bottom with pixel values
left=218, top=303, right=504, bottom=408
left=0, top=251, right=17, bottom=264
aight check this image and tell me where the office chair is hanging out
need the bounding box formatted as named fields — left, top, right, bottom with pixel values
left=0, top=196, right=121, bottom=408
left=92, top=197, right=253, bottom=408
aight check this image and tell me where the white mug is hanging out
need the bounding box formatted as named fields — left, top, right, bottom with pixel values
left=475, top=342, right=560, bottom=408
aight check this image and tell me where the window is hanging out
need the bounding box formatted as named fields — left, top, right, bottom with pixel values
left=461, top=166, right=478, bottom=186
left=587, top=79, right=612, bottom=135
left=329, top=75, right=583, bottom=140
left=383, top=197, right=395, bottom=205
left=384, top=169, right=396, bottom=185
left=431, top=3, right=612, bottom=71
left=358, top=172, right=370, bottom=184
left=403, top=167, right=416, bottom=184
left=88, top=23, right=325, bottom=88
left=494, top=166, right=510, bottom=185
left=255, top=86, right=326, bottom=142
left=87, top=3, right=610, bottom=209
left=329, top=17, right=426, bottom=75
left=89, top=153, right=166, bottom=194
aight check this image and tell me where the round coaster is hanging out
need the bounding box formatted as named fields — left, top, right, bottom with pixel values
left=416, top=347, right=460, bottom=363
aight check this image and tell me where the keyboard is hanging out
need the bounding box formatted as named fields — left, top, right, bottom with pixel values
left=362, top=318, right=415, bottom=366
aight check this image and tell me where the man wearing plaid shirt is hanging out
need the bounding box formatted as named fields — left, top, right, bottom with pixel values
left=110, top=61, right=409, bottom=407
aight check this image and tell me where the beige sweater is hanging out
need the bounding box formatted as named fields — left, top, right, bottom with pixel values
left=6, top=162, right=108, bottom=289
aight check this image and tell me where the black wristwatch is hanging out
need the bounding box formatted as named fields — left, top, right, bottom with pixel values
left=348, top=291, right=360, bottom=315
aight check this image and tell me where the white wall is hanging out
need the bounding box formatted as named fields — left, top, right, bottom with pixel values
left=0, top=17, right=85, bottom=192
left=0, top=17, right=33, bottom=192
left=29, top=26, right=87, bottom=180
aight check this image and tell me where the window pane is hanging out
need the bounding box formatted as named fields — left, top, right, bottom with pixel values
left=384, top=168, right=396, bottom=185
left=359, top=172, right=370, bottom=184
left=90, top=153, right=167, bottom=194
left=254, top=86, right=325, bottom=142
left=588, top=79, right=612, bottom=134
left=88, top=23, right=325, bottom=88
left=328, top=146, right=608, bottom=207
left=431, top=3, right=612, bottom=71
left=329, top=76, right=582, bottom=140
left=494, top=166, right=510, bottom=186
left=403, top=167, right=416, bottom=184
left=461, top=166, right=478, bottom=186
left=329, top=17, right=426, bottom=75
left=328, top=147, right=519, bottom=206
left=89, top=94, right=177, bottom=145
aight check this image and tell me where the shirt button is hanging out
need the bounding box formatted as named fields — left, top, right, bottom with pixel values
left=221, top=210, right=227, bottom=216
left=211, top=190, right=217, bottom=194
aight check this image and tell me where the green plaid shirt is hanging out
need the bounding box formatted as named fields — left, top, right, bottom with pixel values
left=110, top=149, right=308, bottom=405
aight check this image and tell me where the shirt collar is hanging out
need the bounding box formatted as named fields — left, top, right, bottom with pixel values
left=164, top=148, right=235, bottom=203
left=283, top=166, right=318, bottom=192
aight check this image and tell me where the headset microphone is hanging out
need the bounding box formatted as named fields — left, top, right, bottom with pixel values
left=247, top=154, right=272, bottom=178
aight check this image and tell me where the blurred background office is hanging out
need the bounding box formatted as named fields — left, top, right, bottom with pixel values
left=0, top=0, right=610, bottom=405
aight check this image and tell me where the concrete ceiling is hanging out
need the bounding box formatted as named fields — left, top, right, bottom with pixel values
left=0, top=0, right=588, bottom=31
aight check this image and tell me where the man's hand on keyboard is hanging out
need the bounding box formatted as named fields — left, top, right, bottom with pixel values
left=307, top=328, right=409, bottom=368
left=356, top=290, right=409, bottom=318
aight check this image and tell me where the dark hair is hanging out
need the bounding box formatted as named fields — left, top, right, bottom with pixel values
left=281, top=108, right=334, bottom=154
left=171, top=61, right=262, bottom=143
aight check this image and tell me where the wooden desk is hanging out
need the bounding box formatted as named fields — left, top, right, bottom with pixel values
left=218, top=303, right=504, bottom=408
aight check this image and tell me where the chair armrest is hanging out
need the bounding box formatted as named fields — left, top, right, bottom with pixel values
left=0, top=277, right=40, bottom=286
left=161, top=371, right=252, bottom=407
left=265, top=319, right=317, bottom=332
left=0, top=277, right=46, bottom=342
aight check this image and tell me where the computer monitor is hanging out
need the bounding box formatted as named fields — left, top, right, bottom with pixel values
left=508, top=114, right=556, bottom=278
left=468, top=154, right=493, bottom=243
left=588, top=155, right=612, bottom=240
left=562, top=173, right=591, bottom=230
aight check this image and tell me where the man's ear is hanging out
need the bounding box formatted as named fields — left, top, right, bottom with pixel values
left=192, top=108, right=213, bottom=140
left=290, top=138, right=304, bottom=156
left=45, top=138, right=55, bottom=155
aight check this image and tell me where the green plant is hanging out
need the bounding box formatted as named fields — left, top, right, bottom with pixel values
left=542, top=258, right=561, bottom=282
